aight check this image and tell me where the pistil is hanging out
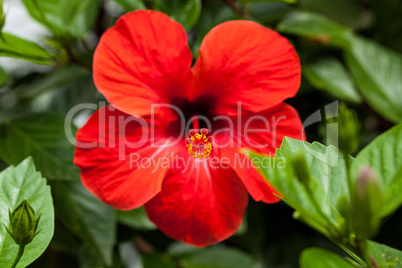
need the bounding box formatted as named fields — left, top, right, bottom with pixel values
left=186, top=128, right=213, bottom=159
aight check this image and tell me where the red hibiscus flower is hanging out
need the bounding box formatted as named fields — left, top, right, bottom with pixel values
left=74, top=10, right=304, bottom=246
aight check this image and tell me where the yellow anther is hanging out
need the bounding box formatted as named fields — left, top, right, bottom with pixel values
left=186, top=129, right=213, bottom=159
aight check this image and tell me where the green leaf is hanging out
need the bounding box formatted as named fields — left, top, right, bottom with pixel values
left=0, top=33, right=54, bottom=64
left=0, top=157, right=54, bottom=267
left=182, top=247, right=258, bottom=268
left=119, top=242, right=142, bottom=268
left=248, top=2, right=293, bottom=24
left=21, top=0, right=100, bottom=38
left=79, top=243, right=107, bottom=268
left=117, top=206, right=156, bottom=230
left=304, top=57, right=361, bottom=103
left=0, top=67, right=8, bottom=87
left=52, top=181, right=116, bottom=266
left=114, top=0, right=146, bottom=11
left=351, top=123, right=402, bottom=216
left=143, top=253, right=176, bottom=268
left=246, top=138, right=350, bottom=235
left=0, top=113, right=79, bottom=181
left=300, top=248, right=354, bottom=268
left=50, top=222, right=80, bottom=255
left=167, top=242, right=202, bottom=258
left=157, top=0, right=202, bottom=30
left=16, top=65, right=97, bottom=114
left=298, top=0, right=362, bottom=28
left=345, top=36, right=402, bottom=123
left=368, top=241, right=402, bottom=268
left=277, top=10, right=352, bottom=48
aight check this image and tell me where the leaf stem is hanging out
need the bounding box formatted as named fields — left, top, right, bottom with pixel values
left=11, top=245, right=25, bottom=268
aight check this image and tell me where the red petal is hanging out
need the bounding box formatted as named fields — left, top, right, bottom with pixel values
left=93, top=10, right=193, bottom=119
left=215, top=104, right=304, bottom=203
left=191, top=20, right=300, bottom=115
left=74, top=106, right=173, bottom=210
left=145, top=159, right=248, bottom=246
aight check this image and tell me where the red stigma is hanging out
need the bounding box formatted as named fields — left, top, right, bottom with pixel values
left=189, top=129, right=196, bottom=136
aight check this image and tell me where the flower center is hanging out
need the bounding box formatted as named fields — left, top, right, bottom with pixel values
left=186, top=128, right=214, bottom=159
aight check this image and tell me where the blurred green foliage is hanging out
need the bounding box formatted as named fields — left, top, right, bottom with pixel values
left=0, top=0, right=401, bottom=267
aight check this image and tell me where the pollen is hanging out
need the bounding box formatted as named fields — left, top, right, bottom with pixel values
left=186, top=128, right=213, bottom=159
